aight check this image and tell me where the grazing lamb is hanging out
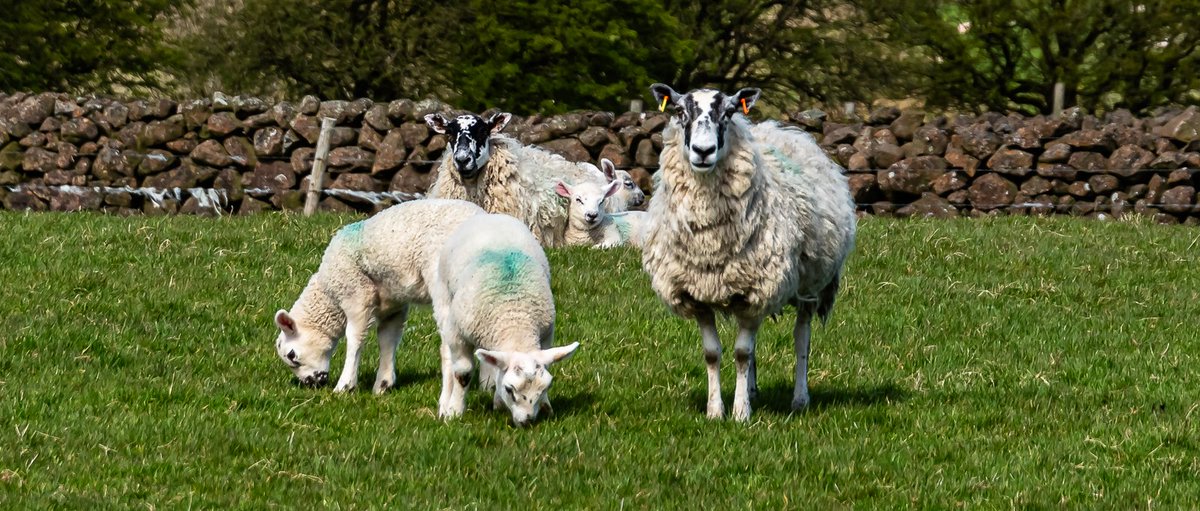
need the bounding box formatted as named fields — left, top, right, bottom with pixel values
left=430, top=213, right=579, bottom=426
left=642, top=83, right=857, bottom=422
left=597, top=158, right=646, bottom=212
left=425, top=112, right=618, bottom=248
left=272, top=199, right=484, bottom=394
left=555, top=179, right=649, bottom=248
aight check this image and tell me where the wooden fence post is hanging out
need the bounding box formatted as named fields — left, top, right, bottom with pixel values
left=303, top=117, right=336, bottom=216
left=1052, top=82, right=1065, bottom=115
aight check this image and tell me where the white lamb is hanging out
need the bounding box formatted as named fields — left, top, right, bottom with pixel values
left=430, top=213, right=579, bottom=426
left=555, top=179, right=649, bottom=248
left=596, top=158, right=646, bottom=212
left=272, top=198, right=484, bottom=394
left=424, top=113, right=639, bottom=248
left=643, top=83, right=857, bottom=422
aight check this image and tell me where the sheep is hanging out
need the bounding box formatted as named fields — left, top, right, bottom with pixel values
left=642, top=83, right=857, bottom=422
left=597, top=158, right=646, bottom=212
left=272, top=198, right=485, bottom=394
left=555, top=178, right=650, bottom=248
left=429, top=213, right=579, bottom=426
left=425, top=112, right=614, bottom=248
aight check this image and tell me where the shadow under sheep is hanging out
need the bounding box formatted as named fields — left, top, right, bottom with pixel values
left=690, top=381, right=910, bottom=417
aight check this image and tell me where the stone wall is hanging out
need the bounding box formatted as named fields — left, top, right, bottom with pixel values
left=2, top=91, right=1200, bottom=222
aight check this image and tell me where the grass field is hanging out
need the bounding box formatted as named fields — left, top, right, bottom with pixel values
left=1, top=211, right=1198, bottom=509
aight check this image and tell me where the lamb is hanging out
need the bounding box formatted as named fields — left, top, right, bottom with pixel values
left=272, top=198, right=484, bottom=394
left=642, top=83, right=857, bottom=422
left=429, top=213, right=579, bottom=426
left=555, top=178, right=649, bottom=248
left=424, top=113, right=641, bottom=247
left=597, top=158, right=645, bottom=212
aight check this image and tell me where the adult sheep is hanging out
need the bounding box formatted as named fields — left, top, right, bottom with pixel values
left=642, top=84, right=857, bottom=422
left=424, top=113, right=639, bottom=247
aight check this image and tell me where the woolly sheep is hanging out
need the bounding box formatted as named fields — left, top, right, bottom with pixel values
left=425, top=112, right=616, bottom=248
left=643, top=84, right=857, bottom=422
left=429, top=213, right=579, bottom=426
left=555, top=179, right=649, bottom=248
left=597, top=158, right=646, bottom=212
left=272, top=199, right=484, bottom=394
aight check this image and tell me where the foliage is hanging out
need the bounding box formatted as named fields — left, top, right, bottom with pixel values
left=868, top=0, right=1200, bottom=115
left=0, top=0, right=185, bottom=95
left=1, top=213, right=1199, bottom=507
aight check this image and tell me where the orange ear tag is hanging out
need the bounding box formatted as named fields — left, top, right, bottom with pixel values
left=660, top=96, right=669, bottom=112
left=741, top=98, right=749, bottom=114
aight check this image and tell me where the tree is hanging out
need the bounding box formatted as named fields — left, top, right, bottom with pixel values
left=0, top=0, right=184, bottom=94
left=869, top=0, right=1200, bottom=115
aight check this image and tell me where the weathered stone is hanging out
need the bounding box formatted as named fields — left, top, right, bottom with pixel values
left=330, top=172, right=384, bottom=192
left=1067, top=181, right=1092, bottom=198
left=1007, top=125, right=1044, bottom=150
left=633, top=139, right=658, bottom=167
left=15, top=94, right=56, bottom=125
left=206, top=112, right=243, bottom=137
left=4, top=190, right=48, bottom=211
left=328, top=146, right=373, bottom=171
left=191, top=140, right=233, bottom=167
left=944, top=147, right=980, bottom=175
left=823, top=126, right=858, bottom=145
left=179, top=99, right=210, bottom=129
left=932, top=171, right=968, bottom=195
left=248, top=161, right=297, bottom=192
left=1106, top=145, right=1154, bottom=177
left=243, top=112, right=275, bottom=129
left=389, top=165, right=433, bottom=194
left=138, top=149, right=176, bottom=175
left=39, top=117, right=61, bottom=133
left=19, top=131, right=46, bottom=148
left=1055, top=129, right=1116, bottom=153
left=165, top=137, right=198, bottom=154
left=1161, top=185, right=1196, bottom=214
left=847, top=152, right=870, bottom=171
left=179, top=195, right=222, bottom=217
left=1036, top=163, right=1077, bottom=180
left=539, top=138, right=591, bottom=162
left=139, top=118, right=185, bottom=148
left=868, top=106, right=901, bottom=124
left=372, top=130, right=408, bottom=175
left=317, top=100, right=352, bottom=125
left=328, top=127, right=357, bottom=147
left=290, top=114, right=321, bottom=144
left=579, top=126, right=610, bottom=149
left=253, top=127, right=285, bottom=156
left=1153, top=107, right=1200, bottom=143
left=907, top=126, right=948, bottom=157
left=617, top=125, right=648, bottom=151
left=898, top=193, right=957, bottom=219
left=968, top=173, right=1018, bottom=210
left=413, top=99, right=450, bottom=120
left=213, top=168, right=244, bottom=202
left=298, top=95, right=320, bottom=115
left=143, top=161, right=218, bottom=189
left=387, top=99, right=416, bottom=122
left=877, top=156, right=947, bottom=196
left=0, top=170, right=21, bottom=185
left=48, top=188, right=103, bottom=212
left=398, top=122, right=430, bottom=149
left=358, top=125, right=383, bottom=152
left=236, top=96, right=270, bottom=115
left=599, top=144, right=631, bottom=168
left=60, top=117, right=99, bottom=144
left=953, top=124, right=1002, bottom=160
left=211, top=92, right=236, bottom=111
left=22, top=147, right=58, bottom=173
left=317, top=196, right=357, bottom=213
left=870, top=143, right=905, bottom=169
left=223, top=137, right=256, bottom=167
left=270, top=102, right=296, bottom=128
left=847, top=173, right=879, bottom=203
left=1088, top=174, right=1120, bottom=195
left=363, top=104, right=393, bottom=132
left=1068, top=151, right=1106, bottom=172
left=1021, top=175, right=1053, bottom=196
left=987, top=148, right=1034, bottom=176
left=101, top=103, right=130, bottom=129
left=889, top=110, right=925, bottom=141
left=1149, top=152, right=1187, bottom=169
left=588, top=111, right=615, bottom=127
left=791, top=109, right=826, bottom=131
left=238, top=196, right=271, bottom=214
left=1167, top=169, right=1192, bottom=186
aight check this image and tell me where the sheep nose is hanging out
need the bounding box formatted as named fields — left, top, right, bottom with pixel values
left=454, top=155, right=473, bottom=169
left=585, top=212, right=598, bottom=222
left=692, top=144, right=716, bottom=158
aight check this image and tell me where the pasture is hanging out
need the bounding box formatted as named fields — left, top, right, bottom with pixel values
left=0, top=211, right=1197, bottom=508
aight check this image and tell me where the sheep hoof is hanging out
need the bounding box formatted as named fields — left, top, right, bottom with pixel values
left=706, top=403, right=725, bottom=420
left=732, top=402, right=752, bottom=422
left=333, top=382, right=355, bottom=393
left=791, top=395, right=810, bottom=412
left=372, top=379, right=391, bottom=395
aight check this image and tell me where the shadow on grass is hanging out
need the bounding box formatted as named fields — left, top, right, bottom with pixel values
left=690, top=381, right=909, bottom=416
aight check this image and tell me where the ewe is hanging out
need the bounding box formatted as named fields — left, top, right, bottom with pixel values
left=430, top=213, right=579, bottom=426
left=641, top=84, right=857, bottom=422
left=272, top=199, right=484, bottom=393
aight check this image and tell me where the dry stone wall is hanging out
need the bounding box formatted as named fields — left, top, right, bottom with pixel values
left=3, top=91, right=1200, bottom=223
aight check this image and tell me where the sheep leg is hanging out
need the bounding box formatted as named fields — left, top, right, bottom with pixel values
left=748, top=352, right=758, bottom=401
left=373, top=305, right=409, bottom=395
left=793, top=310, right=814, bottom=411
left=731, top=318, right=761, bottom=422
left=696, top=311, right=724, bottom=420
left=333, top=309, right=372, bottom=393
left=438, top=335, right=474, bottom=419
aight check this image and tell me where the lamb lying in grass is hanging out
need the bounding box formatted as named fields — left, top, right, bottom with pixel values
left=272, top=199, right=484, bottom=393
left=555, top=179, right=649, bottom=248
left=430, top=213, right=579, bottom=426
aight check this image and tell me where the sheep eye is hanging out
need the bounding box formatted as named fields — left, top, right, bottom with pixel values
left=505, top=386, right=515, bottom=397
left=575, top=198, right=583, bottom=204
left=625, top=181, right=634, bottom=188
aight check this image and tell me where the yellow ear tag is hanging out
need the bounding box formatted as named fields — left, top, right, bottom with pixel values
left=659, top=96, right=668, bottom=112
left=741, top=98, right=750, bottom=114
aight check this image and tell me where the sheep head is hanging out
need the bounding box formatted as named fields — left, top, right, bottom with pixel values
left=649, top=84, right=760, bottom=173
left=273, top=309, right=334, bottom=388
left=424, top=111, right=512, bottom=179
left=475, top=342, right=580, bottom=427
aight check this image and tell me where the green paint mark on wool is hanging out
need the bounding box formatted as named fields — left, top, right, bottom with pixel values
left=334, top=220, right=366, bottom=248
left=476, top=249, right=536, bottom=295
left=766, top=146, right=803, bottom=175
left=611, top=214, right=634, bottom=242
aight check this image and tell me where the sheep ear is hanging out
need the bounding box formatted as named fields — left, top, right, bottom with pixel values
left=600, top=158, right=616, bottom=180
left=488, top=112, right=512, bottom=134
left=424, top=113, right=448, bottom=134
left=604, top=180, right=621, bottom=198
left=554, top=181, right=572, bottom=198
left=537, top=342, right=579, bottom=366
left=275, top=309, right=297, bottom=336
left=475, top=349, right=511, bottom=369
left=650, top=83, right=682, bottom=108
left=726, top=88, right=761, bottom=115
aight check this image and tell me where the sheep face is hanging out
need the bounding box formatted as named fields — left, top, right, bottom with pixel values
left=273, top=310, right=334, bottom=387
left=556, top=180, right=619, bottom=229
left=475, top=343, right=579, bottom=427
left=650, top=83, right=761, bottom=173
left=600, top=158, right=645, bottom=208
left=425, top=112, right=512, bottom=179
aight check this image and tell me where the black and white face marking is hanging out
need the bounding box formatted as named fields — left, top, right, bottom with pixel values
left=425, top=112, right=512, bottom=179
left=650, top=83, right=761, bottom=173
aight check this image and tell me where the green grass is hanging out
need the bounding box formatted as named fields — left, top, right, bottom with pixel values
left=1, top=212, right=1199, bottom=509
